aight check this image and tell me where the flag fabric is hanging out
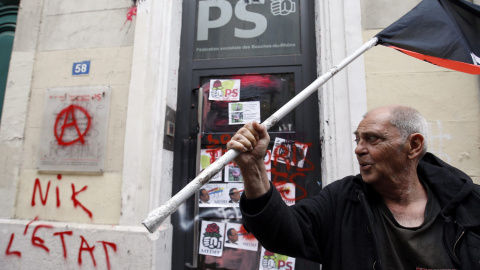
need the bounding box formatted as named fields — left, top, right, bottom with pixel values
left=375, top=0, right=480, bottom=74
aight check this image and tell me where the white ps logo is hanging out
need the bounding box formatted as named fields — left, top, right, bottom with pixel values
left=197, top=0, right=268, bottom=41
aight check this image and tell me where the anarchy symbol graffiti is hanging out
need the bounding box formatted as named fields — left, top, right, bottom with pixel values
left=54, top=105, right=92, bottom=146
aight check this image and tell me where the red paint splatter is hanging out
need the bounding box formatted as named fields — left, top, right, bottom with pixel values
left=121, top=6, right=137, bottom=30
left=238, top=225, right=256, bottom=241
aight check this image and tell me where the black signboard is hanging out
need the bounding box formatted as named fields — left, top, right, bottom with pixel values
left=194, top=0, right=301, bottom=59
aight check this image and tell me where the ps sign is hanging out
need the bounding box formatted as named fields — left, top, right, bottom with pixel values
left=194, top=0, right=301, bottom=59
left=72, top=61, right=90, bottom=76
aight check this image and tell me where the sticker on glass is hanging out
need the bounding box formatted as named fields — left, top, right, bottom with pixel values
left=259, top=247, right=296, bottom=270
left=200, top=148, right=223, bottom=182
left=272, top=137, right=309, bottom=168
left=224, top=222, right=259, bottom=251
left=209, top=79, right=241, bottom=101
left=228, top=101, right=261, bottom=125
left=199, top=221, right=225, bottom=257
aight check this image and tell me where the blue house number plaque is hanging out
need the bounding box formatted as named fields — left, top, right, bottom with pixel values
left=72, top=61, right=90, bottom=76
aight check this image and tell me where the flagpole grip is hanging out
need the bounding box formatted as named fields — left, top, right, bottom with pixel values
left=142, top=37, right=379, bottom=233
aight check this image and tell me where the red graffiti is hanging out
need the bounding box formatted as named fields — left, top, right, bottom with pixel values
left=24, top=216, right=39, bottom=235
left=53, top=231, right=73, bottom=258
left=126, top=6, right=137, bottom=21
left=31, top=175, right=93, bottom=219
left=71, top=184, right=93, bottom=218
left=4, top=218, right=117, bottom=269
left=270, top=141, right=316, bottom=201
left=206, top=134, right=220, bottom=144
left=32, top=224, right=54, bottom=253
left=32, top=179, right=50, bottom=206
left=5, top=234, right=21, bottom=257
left=205, top=148, right=221, bottom=164
left=54, top=104, right=92, bottom=146
left=220, top=134, right=231, bottom=144
left=99, top=241, right=117, bottom=270
left=56, top=174, right=62, bottom=207
left=121, top=6, right=137, bottom=31
left=79, top=236, right=96, bottom=266
left=204, top=132, right=318, bottom=200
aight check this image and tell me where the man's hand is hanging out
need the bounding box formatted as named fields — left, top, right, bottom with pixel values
left=227, top=121, right=271, bottom=199
left=227, top=121, right=270, bottom=167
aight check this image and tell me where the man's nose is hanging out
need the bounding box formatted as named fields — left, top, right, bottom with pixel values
left=354, top=140, right=367, bottom=156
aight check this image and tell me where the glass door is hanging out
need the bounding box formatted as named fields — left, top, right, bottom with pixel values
left=184, top=70, right=321, bottom=269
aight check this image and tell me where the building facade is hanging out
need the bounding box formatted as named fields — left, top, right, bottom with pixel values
left=0, top=0, right=478, bottom=269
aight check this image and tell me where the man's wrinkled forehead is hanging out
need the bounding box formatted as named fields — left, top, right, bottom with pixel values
left=354, top=112, right=394, bottom=136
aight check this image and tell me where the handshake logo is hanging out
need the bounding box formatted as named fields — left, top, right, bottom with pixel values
left=271, top=0, right=296, bottom=16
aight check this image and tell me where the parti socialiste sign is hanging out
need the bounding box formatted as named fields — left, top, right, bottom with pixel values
left=194, top=0, right=301, bottom=59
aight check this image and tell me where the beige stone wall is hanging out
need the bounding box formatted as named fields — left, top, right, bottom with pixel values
left=2, top=0, right=134, bottom=224
left=362, top=30, right=480, bottom=184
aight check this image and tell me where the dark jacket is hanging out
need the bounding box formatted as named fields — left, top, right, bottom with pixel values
left=240, top=153, right=480, bottom=269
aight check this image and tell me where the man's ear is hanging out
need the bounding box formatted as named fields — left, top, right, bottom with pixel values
left=407, top=133, right=424, bottom=159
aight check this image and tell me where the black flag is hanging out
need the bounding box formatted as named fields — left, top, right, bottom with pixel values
left=376, top=0, right=480, bottom=74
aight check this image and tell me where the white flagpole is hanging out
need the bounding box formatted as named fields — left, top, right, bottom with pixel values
left=142, top=37, right=379, bottom=233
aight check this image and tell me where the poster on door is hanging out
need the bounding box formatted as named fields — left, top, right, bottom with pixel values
left=199, top=221, right=225, bottom=257
left=228, top=101, right=261, bottom=125
left=224, top=222, right=259, bottom=251
left=272, top=137, right=309, bottom=168
left=209, top=79, right=241, bottom=101
left=200, top=148, right=223, bottom=182
left=36, top=86, right=111, bottom=172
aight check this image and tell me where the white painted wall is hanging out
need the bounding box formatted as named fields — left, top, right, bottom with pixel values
left=0, top=218, right=168, bottom=270
left=314, top=0, right=367, bottom=185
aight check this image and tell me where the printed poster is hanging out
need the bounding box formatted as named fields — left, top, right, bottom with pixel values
left=200, top=148, right=223, bottom=182
left=226, top=183, right=243, bottom=205
left=224, top=150, right=271, bottom=182
left=225, top=163, right=243, bottom=182
left=224, top=222, right=259, bottom=251
left=199, top=221, right=225, bottom=257
left=228, top=101, right=261, bottom=125
left=199, top=183, right=227, bottom=207
left=259, top=247, right=296, bottom=270
left=272, top=137, right=309, bottom=168
left=209, top=79, right=241, bottom=101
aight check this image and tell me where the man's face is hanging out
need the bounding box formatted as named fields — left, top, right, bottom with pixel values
left=228, top=229, right=238, bottom=243
left=354, top=108, right=409, bottom=186
left=230, top=189, right=240, bottom=203
left=200, top=190, right=210, bottom=202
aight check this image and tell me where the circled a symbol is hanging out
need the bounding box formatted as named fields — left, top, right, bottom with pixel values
left=54, top=105, right=92, bottom=146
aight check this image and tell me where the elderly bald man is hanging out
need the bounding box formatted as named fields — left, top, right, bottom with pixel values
left=227, top=105, right=480, bottom=270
